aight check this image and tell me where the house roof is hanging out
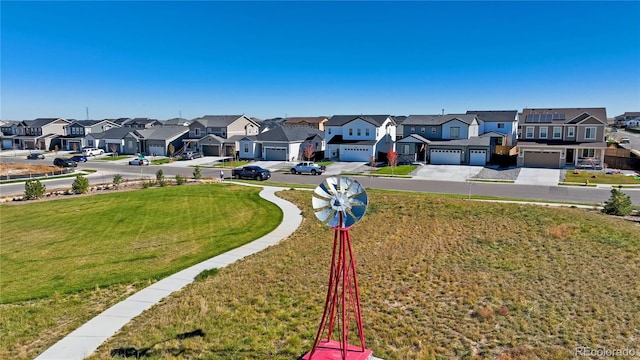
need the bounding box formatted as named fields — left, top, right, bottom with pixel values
left=26, top=118, right=69, bottom=127
left=89, top=127, right=142, bottom=139
left=521, top=108, right=607, bottom=125
left=283, top=116, right=328, bottom=125
left=164, top=118, right=192, bottom=126
left=326, top=115, right=395, bottom=127
left=193, top=115, right=255, bottom=127
left=403, top=114, right=477, bottom=126
left=327, top=135, right=376, bottom=145
left=138, top=126, right=189, bottom=140
left=516, top=140, right=608, bottom=148
left=393, top=115, right=408, bottom=124
left=466, top=110, right=518, bottom=122
left=396, top=133, right=432, bottom=144
left=257, top=126, right=323, bottom=142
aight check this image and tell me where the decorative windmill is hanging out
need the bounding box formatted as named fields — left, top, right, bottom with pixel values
left=303, top=176, right=373, bottom=360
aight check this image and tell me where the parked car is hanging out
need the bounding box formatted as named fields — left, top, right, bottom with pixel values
left=53, top=157, right=77, bottom=167
left=232, top=166, right=271, bottom=181
left=70, top=155, right=88, bottom=162
left=290, top=161, right=326, bottom=175
left=26, top=153, right=45, bottom=160
left=129, top=158, right=150, bottom=166
left=182, top=151, right=203, bottom=160
left=620, top=137, right=631, bottom=144
left=82, top=147, right=104, bottom=156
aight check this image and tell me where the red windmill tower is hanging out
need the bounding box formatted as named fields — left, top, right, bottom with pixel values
left=303, top=176, right=373, bottom=360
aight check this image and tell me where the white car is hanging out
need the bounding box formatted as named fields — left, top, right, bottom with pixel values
left=82, top=147, right=104, bottom=156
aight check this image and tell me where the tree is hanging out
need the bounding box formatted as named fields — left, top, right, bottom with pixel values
left=387, top=149, right=398, bottom=175
left=193, top=166, right=202, bottom=180
left=110, top=144, right=118, bottom=156
left=24, top=179, right=46, bottom=200
left=72, top=174, right=89, bottom=194
left=112, top=174, right=123, bottom=188
left=303, top=142, right=314, bottom=161
left=168, top=143, right=175, bottom=158
left=602, top=187, right=633, bottom=216
left=156, top=169, right=165, bottom=185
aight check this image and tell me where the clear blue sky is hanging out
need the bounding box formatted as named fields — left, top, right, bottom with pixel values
left=2, top=1, right=639, bottom=120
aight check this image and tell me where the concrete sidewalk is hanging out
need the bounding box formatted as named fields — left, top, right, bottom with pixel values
left=35, top=186, right=303, bottom=360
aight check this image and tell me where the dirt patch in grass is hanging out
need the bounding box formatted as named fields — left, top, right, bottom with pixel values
left=83, top=190, right=639, bottom=360
left=0, top=163, right=59, bottom=177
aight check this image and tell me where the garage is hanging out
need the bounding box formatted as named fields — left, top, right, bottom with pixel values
left=148, top=145, right=166, bottom=156
left=341, top=146, right=371, bottom=162
left=2, top=139, right=13, bottom=150
left=202, top=145, right=220, bottom=156
left=430, top=149, right=461, bottom=165
left=265, top=147, right=287, bottom=161
left=523, top=151, right=561, bottom=168
left=469, top=150, right=487, bottom=166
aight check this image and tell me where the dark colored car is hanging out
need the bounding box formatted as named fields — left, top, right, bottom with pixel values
left=53, top=157, right=77, bottom=167
left=232, top=166, right=271, bottom=181
left=70, top=155, right=88, bottom=162
left=27, top=153, right=45, bottom=160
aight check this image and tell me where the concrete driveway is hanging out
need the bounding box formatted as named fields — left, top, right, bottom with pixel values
left=413, top=165, right=484, bottom=182
left=514, top=168, right=562, bottom=186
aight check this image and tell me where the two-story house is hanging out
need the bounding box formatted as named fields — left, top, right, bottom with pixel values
left=325, top=115, right=396, bottom=162
left=13, top=118, right=71, bottom=150
left=466, top=110, right=519, bottom=146
left=121, top=118, right=162, bottom=129
left=517, top=107, right=608, bottom=168
left=183, top=115, right=260, bottom=157
left=396, top=114, right=497, bottom=165
left=1, top=121, right=20, bottom=149
left=614, top=112, right=640, bottom=128
left=61, top=119, right=121, bottom=151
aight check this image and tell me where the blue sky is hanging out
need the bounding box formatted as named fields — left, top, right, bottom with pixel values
left=2, top=1, right=639, bottom=120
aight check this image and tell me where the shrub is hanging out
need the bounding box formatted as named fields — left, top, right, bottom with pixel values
left=155, top=169, right=164, bottom=183
left=142, top=180, right=155, bottom=189
left=24, top=179, right=46, bottom=200
left=602, top=187, right=633, bottom=216
left=193, top=166, right=202, bottom=180
left=158, top=179, right=168, bottom=187
left=112, top=174, right=123, bottom=188
left=175, top=174, right=185, bottom=185
left=71, top=174, right=89, bottom=194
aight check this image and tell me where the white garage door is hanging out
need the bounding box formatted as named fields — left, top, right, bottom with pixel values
left=341, top=147, right=371, bottom=162
left=469, top=150, right=486, bottom=166
left=430, top=149, right=461, bottom=165
left=148, top=145, right=165, bottom=156
left=265, top=148, right=287, bottom=161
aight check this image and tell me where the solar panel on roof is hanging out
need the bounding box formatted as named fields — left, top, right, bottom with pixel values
left=552, top=114, right=565, bottom=120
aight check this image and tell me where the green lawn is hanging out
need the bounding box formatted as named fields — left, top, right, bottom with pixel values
left=0, top=185, right=281, bottom=303
left=97, top=155, right=132, bottom=161
left=85, top=190, right=638, bottom=360
left=565, top=170, right=640, bottom=184
left=373, top=165, right=417, bottom=176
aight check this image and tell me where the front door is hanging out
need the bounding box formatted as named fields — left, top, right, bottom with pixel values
left=566, top=148, right=574, bottom=165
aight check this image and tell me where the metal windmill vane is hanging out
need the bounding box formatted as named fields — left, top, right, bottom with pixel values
left=303, top=176, right=373, bottom=360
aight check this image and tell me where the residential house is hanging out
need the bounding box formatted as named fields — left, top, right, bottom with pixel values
left=1, top=121, right=20, bottom=149
left=122, top=118, right=162, bottom=129
left=614, top=112, right=640, bottom=128
left=325, top=115, right=396, bottom=162
left=137, top=127, right=190, bottom=156
left=12, top=118, right=71, bottom=150
left=85, top=127, right=144, bottom=155
left=252, top=126, right=324, bottom=161
left=283, top=117, right=329, bottom=131
left=517, top=107, right=608, bottom=168
left=163, top=118, right=192, bottom=127
left=466, top=110, right=519, bottom=146
left=395, top=114, right=493, bottom=165
left=393, top=116, right=407, bottom=141
left=60, top=119, right=121, bottom=151
left=183, top=115, right=260, bottom=156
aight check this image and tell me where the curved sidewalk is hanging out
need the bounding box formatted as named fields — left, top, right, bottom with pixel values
left=36, top=185, right=302, bottom=360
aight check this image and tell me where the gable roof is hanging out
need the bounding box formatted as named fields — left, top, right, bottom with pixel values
left=283, top=116, right=328, bottom=125
left=396, top=133, right=431, bottom=144
left=137, top=126, right=189, bottom=140
left=521, top=107, right=607, bottom=125
left=257, top=126, right=323, bottom=142
left=466, top=110, right=518, bottom=122
left=25, top=118, right=70, bottom=127
left=403, top=114, right=477, bottom=126
left=193, top=115, right=256, bottom=127
left=88, top=127, right=142, bottom=139
left=326, top=115, right=395, bottom=127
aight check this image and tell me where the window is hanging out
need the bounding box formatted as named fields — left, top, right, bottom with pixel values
left=553, top=127, right=562, bottom=139
left=582, top=149, right=595, bottom=158
left=194, top=128, right=200, bottom=136
left=431, top=127, right=437, bottom=133
left=244, top=143, right=249, bottom=152
left=328, top=128, right=332, bottom=134
left=357, top=128, right=361, bottom=136
left=450, top=127, right=460, bottom=138
left=421, top=127, right=426, bottom=133
left=585, top=127, right=597, bottom=140
left=410, top=127, right=415, bottom=133
left=315, top=142, right=319, bottom=148
left=401, top=144, right=409, bottom=153
left=525, top=127, right=534, bottom=139
left=497, top=123, right=505, bottom=129
left=567, top=127, right=575, bottom=137
left=365, top=129, right=370, bottom=136
left=539, top=127, right=548, bottom=139
left=349, top=128, right=353, bottom=136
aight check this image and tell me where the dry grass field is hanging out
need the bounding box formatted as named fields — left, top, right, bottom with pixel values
left=81, top=189, right=639, bottom=360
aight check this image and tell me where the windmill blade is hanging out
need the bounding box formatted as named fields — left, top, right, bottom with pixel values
left=311, top=176, right=368, bottom=229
